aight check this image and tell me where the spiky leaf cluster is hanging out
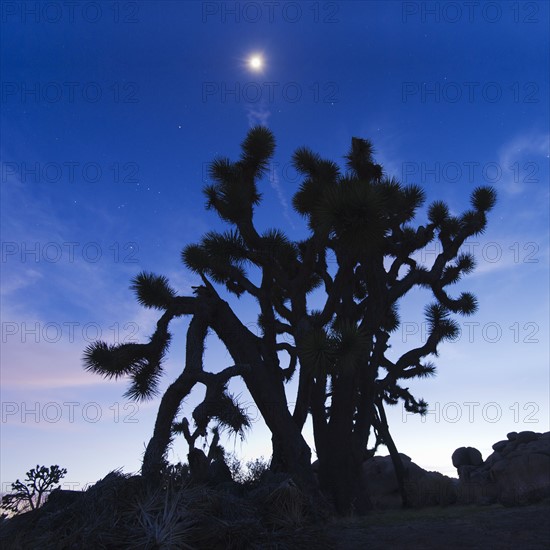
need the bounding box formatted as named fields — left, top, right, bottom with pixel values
left=300, top=321, right=370, bottom=375
left=83, top=330, right=171, bottom=401
left=131, top=272, right=176, bottom=309
left=192, top=391, right=251, bottom=439
left=424, top=303, right=460, bottom=342
left=182, top=230, right=251, bottom=296
left=204, top=126, right=275, bottom=223
left=292, top=147, right=428, bottom=254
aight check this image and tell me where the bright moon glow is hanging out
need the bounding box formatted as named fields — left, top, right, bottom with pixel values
left=249, top=55, right=263, bottom=71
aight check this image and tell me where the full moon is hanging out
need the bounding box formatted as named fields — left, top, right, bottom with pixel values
left=248, top=54, right=264, bottom=71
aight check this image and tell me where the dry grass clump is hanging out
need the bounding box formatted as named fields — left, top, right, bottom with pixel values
left=259, top=479, right=309, bottom=528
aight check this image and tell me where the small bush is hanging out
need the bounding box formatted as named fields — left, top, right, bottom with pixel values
left=160, top=460, right=190, bottom=489
left=226, top=454, right=270, bottom=487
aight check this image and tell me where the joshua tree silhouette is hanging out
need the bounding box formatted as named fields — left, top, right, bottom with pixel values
left=84, top=127, right=496, bottom=514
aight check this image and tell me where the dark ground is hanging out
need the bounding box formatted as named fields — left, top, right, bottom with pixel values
left=1, top=489, right=548, bottom=549
left=326, top=500, right=550, bottom=549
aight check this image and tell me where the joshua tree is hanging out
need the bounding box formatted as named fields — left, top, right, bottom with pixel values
left=1, top=465, right=67, bottom=514
left=84, top=127, right=496, bottom=514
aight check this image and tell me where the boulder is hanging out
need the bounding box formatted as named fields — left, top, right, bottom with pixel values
left=453, top=431, right=550, bottom=506
left=492, top=452, right=550, bottom=506
left=361, top=453, right=456, bottom=509
left=515, top=431, right=539, bottom=444
left=452, top=446, right=483, bottom=468
left=492, top=440, right=508, bottom=452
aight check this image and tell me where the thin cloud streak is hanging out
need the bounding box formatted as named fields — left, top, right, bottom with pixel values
left=497, top=132, right=549, bottom=195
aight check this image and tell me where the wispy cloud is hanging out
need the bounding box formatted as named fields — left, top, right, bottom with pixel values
left=246, top=103, right=271, bottom=128
left=267, top=166, right=296, bottom=229
left=243, top=102, right=296, bottom=229
left=246, top=104, right=271, bottom=127
left=497, top=131, right=549, bottom=195
left=0, top=164, right=165, bottom=392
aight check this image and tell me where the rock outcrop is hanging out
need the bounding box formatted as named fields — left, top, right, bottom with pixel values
left=361, top=453, right=457, bottom=509
left=453, top=431, right=550, bottom=506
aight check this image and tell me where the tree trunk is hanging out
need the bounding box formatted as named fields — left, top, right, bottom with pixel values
left=242, top=365, right=318, bottom=492
left=376, top=400, right=409, bottom=508
left=317, top=369, right=362, bottom=515
left=141, top=372, right=196, bottom=481
left=209, top=296, right=319, bottom=494
left=318, top=446, right=357, bottom=515
left=142, top=314, right=209, bottom=481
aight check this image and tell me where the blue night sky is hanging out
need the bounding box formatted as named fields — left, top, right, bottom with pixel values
left=1, top=1, right=549, bottom=491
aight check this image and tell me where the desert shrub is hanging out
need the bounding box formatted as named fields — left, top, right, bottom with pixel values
left=160, top=460, right=191, bottom=489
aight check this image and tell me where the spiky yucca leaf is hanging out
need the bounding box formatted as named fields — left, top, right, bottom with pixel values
left=442, top=252, right=476, bottom=285
left=333, top=320, right=370, bottom=373
left=313, top=180, right=387, bottom=249
left=240, top=125, right=275, bottom=176
left=344, top=137, right=381, bottom=181
left=85, top=326, right=171, bottom=400
left=182, top=244, right=209, bottom=273
left=441, top=264, right=462, bottom=285
left=456, top=291, right=478, bottom=315
left=203, top=159, right=261, bottom=223
left=378, top=175, right=402, bottom=196
left=424, top=302, right=448, bottom=323
left=183, top=240, right=250, bottom=296
left=417, top=361, right=437, bottom=378
left=377, top=178, right=417, bottom=226
left=299, top=328, right=336, bottom=375
left=260, top=228, right=299, bottom=267
left=261, top=228, right=291, bottom=254
left=304, top=272, right=323, bottom=294
left=438, top=318, right=459, bottom=341
left=202, top=230, right=249, bottom=266
left=292, top=179, right=319, bottom=217
left=317, top=159, right=341, bottom=182
left=423, top=302, right=457, bottom=340
left=440, top=216, right=461, bottom=238
left=213, top=392, right=251, bottom=438
left=410, top=398, right=429, bottom=415
left=291, top=147, right=322, bottom=175
left=399, top=226, right=418, bottom=247
left=208, top=157, right=234, bottom=185
left=123, top=358, right=164, bottom=401
left=427, top=200, right=449, bottom=226
left=402, top=361, right=437, bottom=379
left=171, top=417, right=189, bottom=435
left=460, top=209, right=487, bottom=236
left=123, top=332, right=171, bottom=401
left=402, top=184, right=426, bottom=211
left=456, top=252, right=476, bottom=274
left=471, top=185, right=497, bottom=212
left=383, top=304, right=400, bottom=332
left=83, top=341, right=144, bottom=378
left=130, top=272, right=176, bottom=310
